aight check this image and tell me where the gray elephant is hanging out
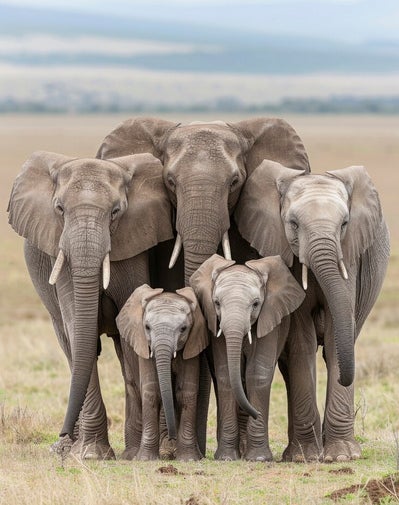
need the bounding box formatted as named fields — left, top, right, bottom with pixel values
left=190, top=254, right=305, bottom=461
left=116, top=284, right=208, bottom=461
left=96, top=116, right=310, bottom=453
left=7, top=151, right=173, bottom=458
left=235, top=161, right=390, bottom=462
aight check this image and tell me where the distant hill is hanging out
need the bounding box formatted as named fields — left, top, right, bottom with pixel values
left=1, top=3, right=399, bottom=74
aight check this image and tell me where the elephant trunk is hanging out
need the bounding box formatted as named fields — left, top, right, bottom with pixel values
left=223, top=323, right=259, bottom=419
left=60, top=274, right=100, bottom=437
left=176, top=188, right=229, bottom=285
left=59, top=209, right=109, bottom=437
left=308, top=237, right=355, bottom=387
left=154, top=341, right=177, bottom=440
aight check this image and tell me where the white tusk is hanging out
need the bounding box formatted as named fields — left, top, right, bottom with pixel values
left=302, top=264, right=308, bottom=291
left=103, top=253, right=110, bottom=290
left=168, top=234, right=182, bottom=269
left=217, top=327, right=222, bottom=338
left=49, top=250, right=65, bottom=285
left=150, top=349, right=154, bottom=358
left=248, top=329, right=252, bottom=345
left=339, top=259, right=349, bottom=280
left=222, top=231, right=232, bottom=260
left=173, top=351, right=176, bottom=359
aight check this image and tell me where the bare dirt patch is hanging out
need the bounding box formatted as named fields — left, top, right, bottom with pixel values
left=329, top=473, right=399, bottom=503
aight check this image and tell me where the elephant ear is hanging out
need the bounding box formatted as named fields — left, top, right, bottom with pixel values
left=7, top=151, right=74, bottom=257
left=235, top=160, right=304, bottom=266
left=176, top=287, right=209, bottom=360
left=233, top=117, right=310, bottom=177
left=189, top=254, right=236, bottom=336
left=109, top=153, right=174, bottom=261
left=326, top=166, right=383, bottom=266
left=116, top=284, right=164, bottom=359
left=246, top=256, right=305, bottom=338
left=96, top=117, right=179, bottom=160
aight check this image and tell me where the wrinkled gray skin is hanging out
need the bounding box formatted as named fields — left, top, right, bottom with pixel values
left=236, top=161, right=390, bottom=462
left=116, top=285, right=208, bottom=460
left=191, top=254, right=305, bottom=461
left=97, top=116, right=310, bottom=454
left=8, top=152, right=173, bottom=459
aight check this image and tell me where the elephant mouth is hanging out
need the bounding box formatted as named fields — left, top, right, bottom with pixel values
left=168, top=230, right=232, bottom=269
left=49, top=249, right=111, bottom=289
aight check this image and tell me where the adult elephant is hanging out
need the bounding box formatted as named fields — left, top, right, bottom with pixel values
left=97, top=116, right=310, bottom=454
left=235, top=161, right=390, bottom=462
left=8, top=151, right=173, bottom=459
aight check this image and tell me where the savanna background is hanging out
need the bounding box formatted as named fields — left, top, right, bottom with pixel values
left=0, top=1, right=398, bottom=504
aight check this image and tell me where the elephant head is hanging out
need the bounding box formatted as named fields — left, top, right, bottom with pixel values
left=235, top=161, right=385, bottom=386
left=116, top=284, right=208, bottom=439
left=190, top=254, right=305, bottom=418
left=96, top=117, right=310, bottom=284
left=8, top=151, right=173, bottom=438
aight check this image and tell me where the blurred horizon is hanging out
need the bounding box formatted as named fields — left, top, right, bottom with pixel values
left=1, top=0, right=399, bottom=114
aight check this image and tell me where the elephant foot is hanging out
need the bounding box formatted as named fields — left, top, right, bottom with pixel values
left=323, top=439, right=361, bottom=463
left=136, top=446, right=160, bottom=461
left=50, top=434, right=74, bottom=459
left=176, top=443, right=202, bottom=462
left=214, top=445, right=240, bottom=461
left=244, top=445, right=273, bottom=462
left=70, top=438, right=115, bottom=460
left=282, top=441, right=322, bottom=463
left=159, top=436, right=176, bottom=460
left=121, top=446, right=140, bottom=460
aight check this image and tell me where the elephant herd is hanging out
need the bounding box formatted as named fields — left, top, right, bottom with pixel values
left=8, top=117, right=390, bottom=463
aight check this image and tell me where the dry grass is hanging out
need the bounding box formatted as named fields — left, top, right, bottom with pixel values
left=0, top=114, right=398, bottom=504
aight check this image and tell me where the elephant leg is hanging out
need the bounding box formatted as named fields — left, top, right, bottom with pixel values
left=196, top=350, right=211, bottom=457
left=282, top=311, right=322, bottom=462
left=175, top=356, right=202, bottom=461
left=70, top=358, right=115, bottom=460
left=322, top=315, right=361, bottom=462
left=136, top=358, right=161, bottom=461
left=212, top=338, right=240, bottom=461
left=243, top=334, right=278, bottom=462
left=114, top=336, right=142, bottom=460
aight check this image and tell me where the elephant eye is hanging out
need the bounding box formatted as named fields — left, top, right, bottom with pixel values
left=55, top=203, right=64, bottom=215
left=252, top=300, right=260, bottom=310
left=166, top=175, right=176, bottom=192
left=230, top=175, right=239, bottom=191
left=180, top=325, right=187, bottom=333
left=290, top=220, right=298, bottom=231
left=341, top=220, right=348, bottom=229
left=111, top=206, right=120, bottom=220
left=145, top=324, right=151, bottom=331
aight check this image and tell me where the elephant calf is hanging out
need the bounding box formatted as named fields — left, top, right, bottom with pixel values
left=190, top=254, right=305, bottom=461
left=116, top=284, right=208, bottom=461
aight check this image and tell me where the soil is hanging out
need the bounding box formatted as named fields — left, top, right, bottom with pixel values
left=157, top=464, right=180, bottom=475
left=328, top=467, right=355, bottom=475
left=329, top=474, right=399, bottom=504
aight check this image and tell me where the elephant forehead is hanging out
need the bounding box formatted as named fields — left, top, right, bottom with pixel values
left=168, top=124, right=242, bottom=153
left=214, top=267, right=262, bottom=295
left=285, top=175, right=348, bottom=210
left=145, top=295, right=191, bottom=316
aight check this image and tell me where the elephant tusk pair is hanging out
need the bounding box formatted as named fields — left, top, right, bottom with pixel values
left=168, top=231, right=232, bottom=269
left=301, top=260, right=348, bottom=290
left=49, top=250, right=111, bottom=290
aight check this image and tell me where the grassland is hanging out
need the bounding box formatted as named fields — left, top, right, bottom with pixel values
left=0, top=114, right=398, bottom=505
